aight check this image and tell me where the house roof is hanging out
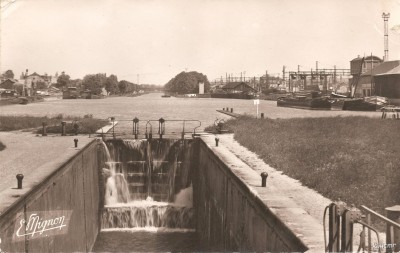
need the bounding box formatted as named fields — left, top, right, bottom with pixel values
left=0, top=78, right=18, bottom=84
left=222, top=82, right=257, bottom=91
left=375, top=65, right=400, bottom=76
left=351, top=55, right=382, bottom=62
left=361, top=60, right=400, bottom=76
left=28, top=72, right=42, bottom=77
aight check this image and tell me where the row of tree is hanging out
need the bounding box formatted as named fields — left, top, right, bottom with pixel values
left=1, top=69, right=161, bottom=95
left=164, top=71, right=210, bottom=94
left=56, top=72, right=147, bottom=95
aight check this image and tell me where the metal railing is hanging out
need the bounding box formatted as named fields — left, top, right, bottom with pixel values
left=360, top=205, right=400, bottom=253
left=99, top=117, right=202, bottom=139
left=324, top=201, right=400, bottom=253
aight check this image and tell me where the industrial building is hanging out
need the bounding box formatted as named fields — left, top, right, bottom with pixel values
left=374, top=65, right=400, bottom=104
left=351, top=58, right=400, bottom=97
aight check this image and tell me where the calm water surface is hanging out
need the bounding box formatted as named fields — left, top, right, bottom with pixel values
left=0, top=93, right=381, bottom=133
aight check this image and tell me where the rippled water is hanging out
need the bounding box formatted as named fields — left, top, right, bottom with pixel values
left=93, top=230, right=202, bottom=252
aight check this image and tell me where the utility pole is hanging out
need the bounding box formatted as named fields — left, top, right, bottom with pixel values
left=382, top=12, right=390, bottom=61
left=333, top=65, right=337, bottom=84
left=282, top=66, right=286, bottom=89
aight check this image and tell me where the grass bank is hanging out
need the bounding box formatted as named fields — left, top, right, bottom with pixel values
left=223, top=116, right=400, bottom=216
left=0, top=114, right=109, bottom=134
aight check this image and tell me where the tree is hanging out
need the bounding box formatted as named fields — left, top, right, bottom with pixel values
left=164, top=71, right=211, bottom=94
left=56, top=71, right=70, bottom=88
left=105, top=74, right=119, bottom=95
left=82, top=73, right=107, bottom=95
left=118, top=80, right=129, bottom=94
left=3, top=70, right=14, bottom=79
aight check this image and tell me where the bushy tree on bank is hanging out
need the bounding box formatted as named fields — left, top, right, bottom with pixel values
left=82, top=73, right=107, bottom=95
left=118, top=80, right=138, bottom=94
left=105, top=74, right=119, bottom=94
left=56, top=71, right=71, bottom=88
left=3, top=70, right=14, bottom=79
left=164, top=71, right=210, bottom=94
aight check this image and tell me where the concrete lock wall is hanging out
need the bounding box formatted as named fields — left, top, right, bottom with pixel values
left=195, top=139, right=310, bottom=252
left=0, top=140, right=100, bottom=252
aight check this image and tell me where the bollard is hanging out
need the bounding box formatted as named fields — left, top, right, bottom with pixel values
left=385, top=205, right=400, bottom=252
left=223, top=108, right=225, bottom=111
left=74, top=138, right=78, bottom=148
left=61, top=121, right=66, bottom=136
left=231, top=108, right=233, bottom=113
left=261, top=113, right=264, bottom=119
left=261, top=172, right=268, bottom=187
left=110, top=117, right=115, bottom=139
left=215, top=137, right=219, bottom=147
left=226, top=107, right=229, bottom=111
left=16, top=174, right=24, bottom=189
left=42, top=122, right=47, bottom=136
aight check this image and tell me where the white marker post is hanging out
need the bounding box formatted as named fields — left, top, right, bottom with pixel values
left=253, top=99, right=260, bottom=118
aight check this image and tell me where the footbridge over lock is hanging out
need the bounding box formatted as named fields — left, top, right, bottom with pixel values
left=0, top=117, right=325, bottom=252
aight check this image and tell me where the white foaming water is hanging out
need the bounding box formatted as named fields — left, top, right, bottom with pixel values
left=173, top=185, right=193, bottom=208
left=105, top=197, right=169, bottom=208
left=102, top=141, right=130, bottom=205
left=100, top=140, right=111, bottom=161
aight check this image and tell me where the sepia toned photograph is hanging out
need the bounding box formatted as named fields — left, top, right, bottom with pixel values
left=1, top=0, right=400, bottom=252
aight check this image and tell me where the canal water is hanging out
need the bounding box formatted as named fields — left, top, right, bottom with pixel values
left=93, top=138, right=200, bottom=252
left=0, top=93, right=381, bottom=130
left=0, top=93, right=382, bottom=252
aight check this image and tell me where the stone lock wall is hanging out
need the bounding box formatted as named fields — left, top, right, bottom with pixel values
left=194, top=139, right=311, bottom=252
left=0, top=140, right=101, bottom=252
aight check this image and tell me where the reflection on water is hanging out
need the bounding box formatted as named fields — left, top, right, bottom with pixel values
left=93, top=230, right=202, bottom=252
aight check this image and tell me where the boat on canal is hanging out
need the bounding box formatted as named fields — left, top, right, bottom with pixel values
left=277, top=91, right=331, bottom=110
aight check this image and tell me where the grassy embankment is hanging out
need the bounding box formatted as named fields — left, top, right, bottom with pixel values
left=0, top=114, right=109, bottom=135
left=208, top=116, right=400, bottom=218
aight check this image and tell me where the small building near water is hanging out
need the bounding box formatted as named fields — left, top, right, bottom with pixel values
left=354, top=60, right=400, bottom=97
left=374, top=65, right=400, bottom=104
left=221, top=82, right=257, bottom=94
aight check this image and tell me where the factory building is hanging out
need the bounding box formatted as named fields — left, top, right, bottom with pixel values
left=374, top=65, right=400, bottom=104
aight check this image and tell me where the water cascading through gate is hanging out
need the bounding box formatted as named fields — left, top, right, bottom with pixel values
left=100, top=139, right=195, bottom=231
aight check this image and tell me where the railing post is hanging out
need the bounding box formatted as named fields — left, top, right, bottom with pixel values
left=341, top=209, right=353, bottom=252
left=133, top=117, right=139, bottom=139
left=158, top=118, right=165, bottom=139
left=61, top=121, right=66, bottom=136
left=385, top=205, right=400, bottom=252
left=367, top=213, right=371, bottom=253
left=110, top=117, right=115, bottom=139
left=42, top=122, right=47, bottom=136
left=329, top=204, right=340, bottom=252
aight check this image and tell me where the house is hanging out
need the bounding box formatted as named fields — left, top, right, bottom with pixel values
left=221, top=82, right=257, bottom=94
left=374, top=65, right=400, bottom=104
left=352, top=60, right=400, bottom=97
left=0, top=79, right=24, bottom=91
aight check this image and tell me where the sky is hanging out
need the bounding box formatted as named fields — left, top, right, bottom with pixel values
left=1, top=0, right=400, bottom=85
